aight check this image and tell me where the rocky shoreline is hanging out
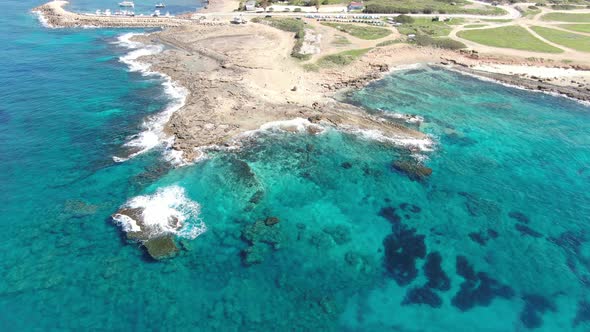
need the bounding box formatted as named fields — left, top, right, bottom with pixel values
left=132, top=25, right=431, bottom=163
left=447, top=65, right=590, bottom=103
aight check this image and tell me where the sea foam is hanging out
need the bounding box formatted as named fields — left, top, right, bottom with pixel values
left=111, top=33, right=188, bottom=163
left=112, top=185, right=207, bottom=239
left=32, top=10, right=53, bottom=28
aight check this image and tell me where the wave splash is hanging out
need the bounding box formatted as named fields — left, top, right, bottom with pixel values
left=111, top=33, right=188, bottom=164
left=112, top=185, right=207, bottom=240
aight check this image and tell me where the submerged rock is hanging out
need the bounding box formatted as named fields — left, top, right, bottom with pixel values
left=424, top=252, right=451, bottom=291
left=383, top=226, right=426, bottom=286
left=378, top=206, right=401, bottom=224
left=391, top=160, right=432, bottom=182
left=240, top=218, right=284, bottom=266
left=459, top=192, right=500, bottom=219
left=242, top=219, right=283, bottom=247
left=508, top=211, right=530, bottom=224
left=264, top=216, right=280, bottom=226
left=402, top=286, right=442, bottom=308
left=62, top=199, right=98, bottom=218
left=574, top=300, right=590, bottom=327
left=143, top=235, right=179, bottom=260
left=519, top=294, right=556, bottom=329
left=341, top=162, right=352, bottom=169
left=452, top=256, right=514, bottom=311
left=515, top=224, right=543, bottom=238
left=322, top=225, right=351, bottom=245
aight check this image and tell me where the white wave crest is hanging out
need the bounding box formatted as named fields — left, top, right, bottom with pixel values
left=346, top=127, right=435, bottom=152
left=378, top=109, right=424, bottom=124
left=32, top=11, right=53, bottom=28
left=113, top=185, right=207, bottom=240
left=111, top=33, right=188, bottom=163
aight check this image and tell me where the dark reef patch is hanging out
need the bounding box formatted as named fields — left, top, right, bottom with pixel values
left=458, top=192, right=500, bottom=218
left=341, top=162, right=352, bottom=169
left=574, top=300, right=590, bottom=327
left=0, top=109, right=10, bottom=124
left=520, top=294, right=556, bottom=329
left=515, top=224, right=543, bottom=238
left=468, top=231, right=488, bottom=246
left=379, top=206, right=402, bottom=225
left=445, top=132, right=477, bottom=147
left=424, top=252, right=451, bottom=291
left=400, top=203, right=421, bottom=214
left=383, top=226, right=426, bottom=286
left=468, top=229, right=499, bottom=246
left=452, top=256, right=514, bottom=311
left=487, top=229, right=499, bottom=239
left=548, top=231, right=585, bottom=255
left=402, top=286, right=442, bottom=308
left=509, top=211, right=530, bottom=224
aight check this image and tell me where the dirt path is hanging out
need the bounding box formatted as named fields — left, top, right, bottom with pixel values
left=305, top=19, right=400, bottom=62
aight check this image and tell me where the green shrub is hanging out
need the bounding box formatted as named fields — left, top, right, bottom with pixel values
left=317, top=48, right=372, bottom=67
left=376, top=39, right=402, bottom=47
left=294, top=7, right=302, bottom=12
left=395, top=14, right=415, bottom=23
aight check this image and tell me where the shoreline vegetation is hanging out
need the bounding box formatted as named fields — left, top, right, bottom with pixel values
left=33, top=0, right=590, bottom=258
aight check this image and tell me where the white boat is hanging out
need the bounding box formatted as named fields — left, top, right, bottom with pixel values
left=95, top=9, right=101, bottom=15
left=118, top=1, right=134, bottom=8
left=152, top=9, right=161, bottom=17
left=104, top=9, right=112, bottom=15
left=155, top=3, right=166, bottom=8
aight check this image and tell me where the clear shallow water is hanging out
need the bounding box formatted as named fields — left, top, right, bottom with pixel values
left=2, top=1, right=590, bottom=331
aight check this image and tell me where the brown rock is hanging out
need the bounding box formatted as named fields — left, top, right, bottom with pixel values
left=392, top=160, right=433, bottom=181
left=264, top=216, right=280, bottom=226
left=143, top=236, right=179, bottom=260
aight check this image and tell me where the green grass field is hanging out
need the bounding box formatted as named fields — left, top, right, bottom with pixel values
left=531, top=26, right=590, bottom=52
left=541, top=13, right=590, bottom=22
left=396, top=18, right=461, bottom=37
left=363, top=0, right=506, bottom=15
left=457, top=26, right=563, bottom=53
left=463, top=24, right=489, bottom=29
left=321, top=23, right=391, bottom=40
left=559, top=24, right=590, bottom=33
left=317, top=48, right=372, bottom=67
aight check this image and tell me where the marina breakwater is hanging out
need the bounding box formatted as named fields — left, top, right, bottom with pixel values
left=33, top=1, right=224, bottom=28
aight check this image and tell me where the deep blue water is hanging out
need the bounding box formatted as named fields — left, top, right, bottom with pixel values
left=1, top=1, right=590, bottom=331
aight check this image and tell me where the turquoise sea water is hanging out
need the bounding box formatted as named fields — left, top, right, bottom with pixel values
left=2, top=1, right=590, bottom=331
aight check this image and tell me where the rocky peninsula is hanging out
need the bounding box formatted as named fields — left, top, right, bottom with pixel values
left=34, top=0, right=590, bottom=259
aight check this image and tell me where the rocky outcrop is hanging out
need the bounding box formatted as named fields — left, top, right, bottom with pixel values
left=392, top=160, right=433, bottom=182
left=450, top=65, right=590, bottom=103
left=113, top=207, right=180, bottom=260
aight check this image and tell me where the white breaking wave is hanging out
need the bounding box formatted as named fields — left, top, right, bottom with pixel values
left=257, top=118, right=324, bottom=134
left=32, top=11, right=53, bottom=28
left=112, top=185, right=207, bottom=240
left=345, top=127, right=435, bottom=152
left=378, top=109, right=424, bottom=124
left=111, top=33, right=188, bottom=163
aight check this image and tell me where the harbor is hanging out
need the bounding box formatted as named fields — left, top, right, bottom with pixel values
left=33, top=1, right=224, bottom=28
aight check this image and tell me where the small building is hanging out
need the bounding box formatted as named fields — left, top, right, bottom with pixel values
left=245, top=0, right=256, bottom=11
left=348, top=1, right=364, bottom=11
